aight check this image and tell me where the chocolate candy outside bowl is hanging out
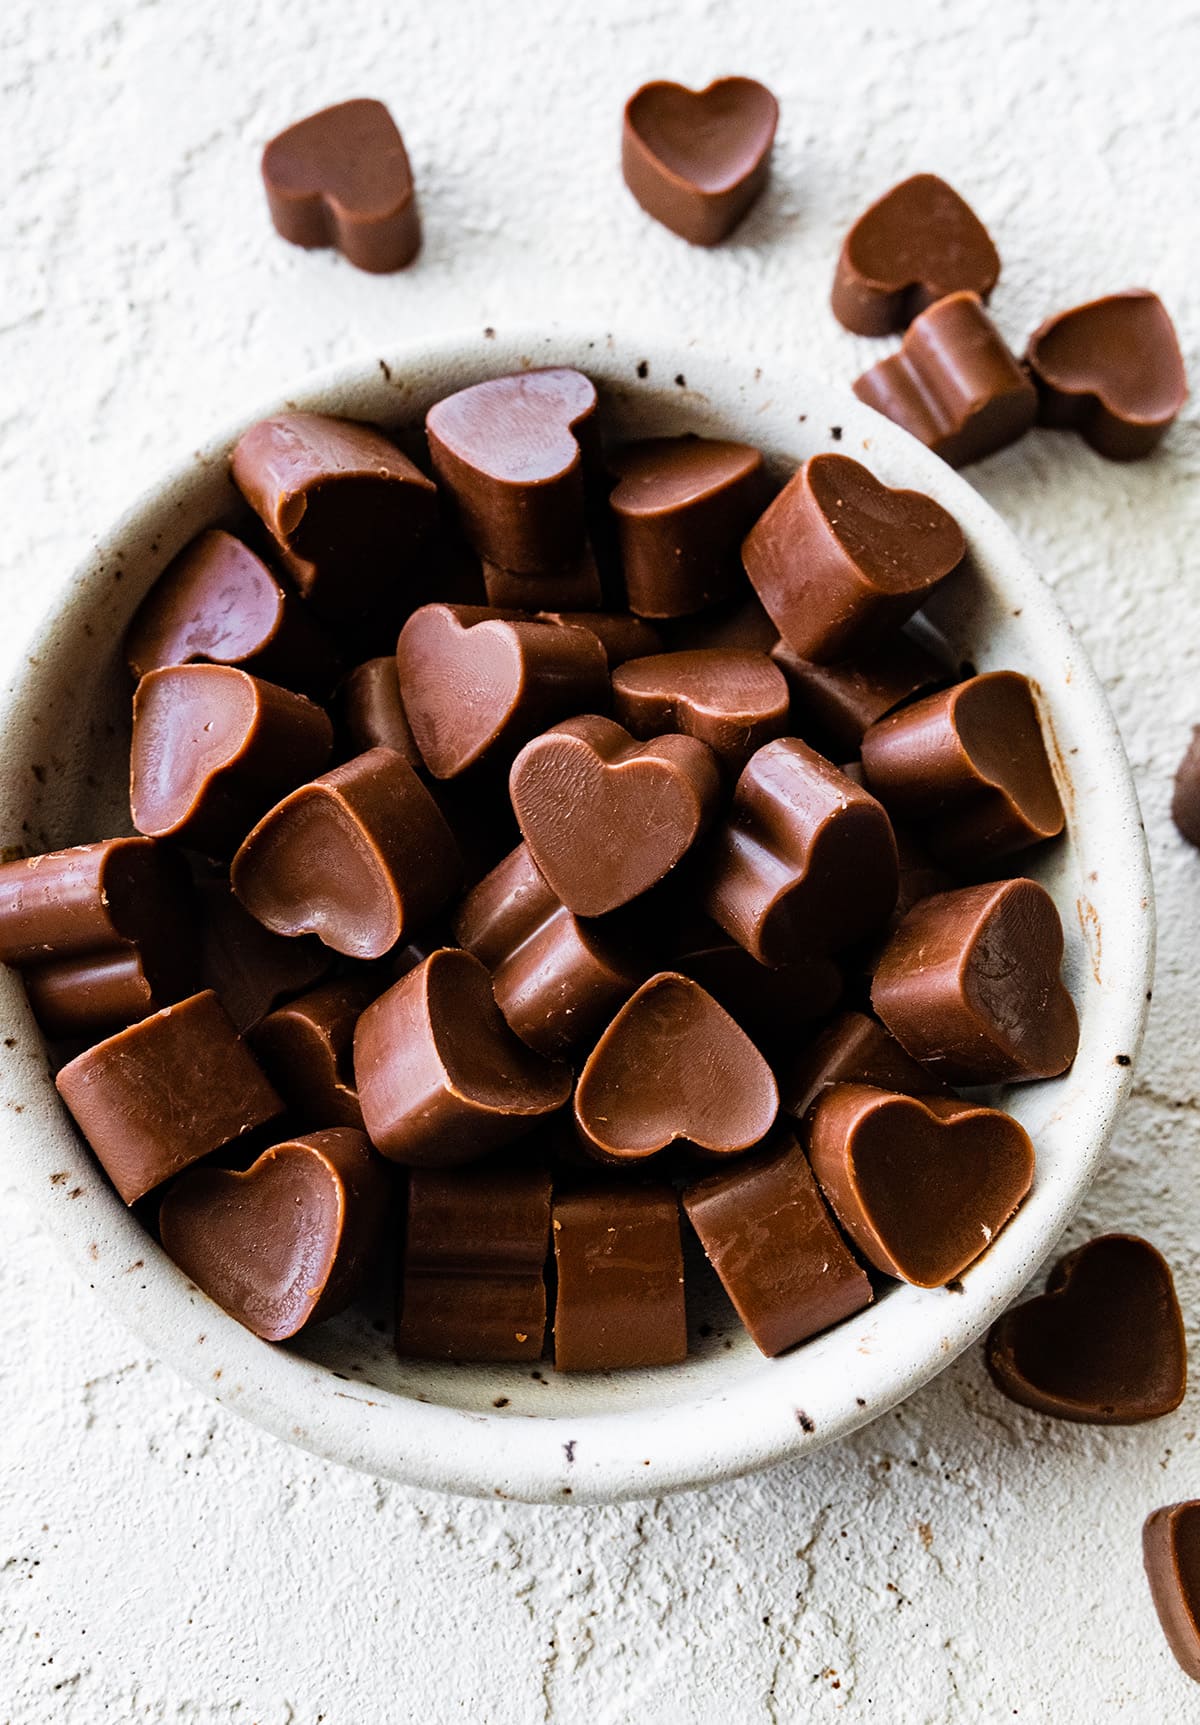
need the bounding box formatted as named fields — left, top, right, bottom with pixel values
left=0, top=327, right=1151, bottom=1504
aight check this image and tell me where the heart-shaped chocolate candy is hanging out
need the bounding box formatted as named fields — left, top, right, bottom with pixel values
left=1143, top=1502, right=1200, bottom=1679
left=861, top=671, right=1064, bottom=866
left=612, top=648, right=790, bottom=770
left=354, top=948, right=572, bottom=1166
left=159, top=1128, right=390, bottom=1341
left=231, top=747, right=462, bottom=959
left=742, top=453, right=966, bottom=663
left=426, top=369, right=598, bottom=573
left=261, top=99, right=420, bottom=272
left=831, top=173, right=1000, bottom=336
left=397, top=604, right=610, bottom=780
left=986, top=1234, right=1186, bottom=1422
left=574, top=971, right=778, bottom=1163
left=1026, top=289, right=1188, bottom=460
left=704, top=738, right=899, bottom=964
left=510, top=714, right=722, bottom=917
left=871, top=877, right=1079, bottom=1084
left=250, top=977, right=380, bottom=1130
left=622, top=78, right=778, bottom=246
left=806, top=1083, right=1035, bottom=1286
left=131, top=664, right=333, bottom=857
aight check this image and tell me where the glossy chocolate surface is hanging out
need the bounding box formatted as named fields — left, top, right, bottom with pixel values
left=772, top=631, right=945, bottom=757
left=481, top=544, right=603, bottom=612
left=425, top=370, right=597, bottom=573
left=704, top=738, right=899, bottom=964
left=262, top=99, right=420, bottom=273
left=354, top=949, right=571, bottom=1166
left=807, top=1083, right=1035, bottom=1287
left=779, top=1008, right=951, bottom=1123
left=131, top=663, right=333, bottom=856
left=861, top=671, right=1064, bottom=865
left=574, top=971, right=778, bottom=1163
left=160, top=1129, right=390, bottom=1340
left=552, top=1184, right=687, bottom=1370
left=742, top=453, right=965, bottom=663
left=338, top=656, right=421, bottom=766
left=671, top=927, right=842, bottom=1056
left=232, top=746, right=462, bottom=960
left=535, top=610, right=663, bottom=670
left=986, top=1234, right=1186, bottom=1423
left=1027, top=289, right=1187, bottom=460
left=871, top=878, right=1079, bottom=1084
left=397, top=1163, right=552, bottom=1361
left=126, top=528, right=336, bottom=693
left=853, top=292, right=1037, bottom=469
left=454, top=841, right=642, bottom=1056
left=1144, top=1502, right=1200, bottom=1681
left=621, top=78, right=778, bottom=246
left=612, top=648, right=790, bottom=769
left=608, top=436, right=769, bottom=617
left=511, top=714, right=720, bottom=917
left=0, top=837, right=192, bottom=967
left=397, top=604, right=610, bottom=780
left=250, top=977, right=380, bottom=1130
left=199, top=881, right=332, bottom=1032
left=684, top=1129, right=872, bottom=1356
left=831, top=174, right=1000, bottom=336
left=55, top=990, right=283, bottom=1205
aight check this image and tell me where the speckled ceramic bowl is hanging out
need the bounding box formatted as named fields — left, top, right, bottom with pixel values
left=0, top=327, right=1154, bottom=1503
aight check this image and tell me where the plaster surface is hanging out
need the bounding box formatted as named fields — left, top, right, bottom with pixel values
left=1, top=0, right=1198, bottom=1718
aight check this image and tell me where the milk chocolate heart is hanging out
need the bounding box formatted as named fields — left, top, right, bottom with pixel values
left=396, top=604, right=610, bottom=779
left=607, top=436, right=771, bottom=617
left=1143, top=1502, right=1200, bottom=1680
left=861, top=670, right=1064, bottom=866
left=871, top=878, right=1079, bottom=1084
left=159, top=1128, right=390, bottom=1341
left=669, top=923, right=842, bottom=1056
left=509, top=714, right=722, bottom=916
left=987, top=1235, right=1186, bottom=1422
left=1026, top=289, right=1188, bottom=460
left=778, top=1008, right=954, bottom=1124
left=612, top=648, right=790, bottom=770
left=831, top=174, right=1000, bottom=336
left=250, top=977, right=380, bottom=1130
left=354, top=948, right=571, bottom=1166
left=425, top=369, right=598, bottom=573
left=622, top=78, right=778, bottom=246
left=261, top=98, right=420, bottom=272
left=704, top=738, right=899, bottom=964
left=231, top=747, right=462, bottom=959
left=199, top=880, right=333, bottom=1032
left=741, top=453, right=966, bottom=663
left=574, top=971, right=778, bottom=1163
left=131, top=664, right=333, bottom=857
left=126, top=529, right=336, bottom=694
left=338, top=656, right=422, bottom=766
left=772, top=631, right=946, bottom=757
left=853, top=292, right=1037, bottom=469
left=806, top=1083, right=1035, bottom=1286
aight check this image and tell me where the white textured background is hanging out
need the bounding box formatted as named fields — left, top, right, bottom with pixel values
left=2, top=1, right=1199, bottom=1719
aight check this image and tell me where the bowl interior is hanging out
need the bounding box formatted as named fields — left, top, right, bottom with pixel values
left=0, top=328, right=1152, bottom=1501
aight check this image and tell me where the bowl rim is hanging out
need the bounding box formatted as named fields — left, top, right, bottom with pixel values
left=0, top=323, right=1155, bottom=1503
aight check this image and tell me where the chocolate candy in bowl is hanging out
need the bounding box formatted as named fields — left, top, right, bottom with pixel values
left=0, top=328, right=1151, bottom=1502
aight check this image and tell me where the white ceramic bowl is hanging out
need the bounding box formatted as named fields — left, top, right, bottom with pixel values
left=0, top=327, right=1153, bottom=1503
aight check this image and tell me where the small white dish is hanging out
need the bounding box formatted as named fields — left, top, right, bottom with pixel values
left=0, top=326, right=1154, bottom=1503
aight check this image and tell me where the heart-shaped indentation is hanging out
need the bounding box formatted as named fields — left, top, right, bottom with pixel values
left=131, top=664, right=333, bottom=857
left=159, top=1128, right=390, bottom=1341
left=704, top=738, right=899, bottom=964
left=397, top=604, right=610, bottom=780
left=806, top=1083, right=1035, bottom=1286
left=861, top=670, right=1064, bottom=866
left=1143, top=1501, right=1200, bottom=1679
left=742, top=453, right=966, bottom=663
left=612, top=648, right=790, bottom=769
left=622, top=78, right=778, bottom=246
left=986, top=1234, right=1186, bottom=1422
left=231, top=747, right=462, bottom=959
left=426, top=370, right=597, bottom=573
left=852, top=292, right=1037, bottom=470
left=574, top=970, right=778, bottom=1162
left=1026, top=290, right=1188, bottom=460
left=871, top=877, right=1079, bottom=1084
left=510, top=714, right=722, bottom=916
left=261, top=99, right=420, bottom=272
left=832, top=173, right=1000, bottom=336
